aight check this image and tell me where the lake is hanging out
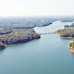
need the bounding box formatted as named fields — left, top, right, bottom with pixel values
left=0, top=21, right=74, bottom=74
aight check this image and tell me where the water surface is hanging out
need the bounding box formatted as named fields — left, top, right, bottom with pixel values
left=0, top=21, right=74, bottom=74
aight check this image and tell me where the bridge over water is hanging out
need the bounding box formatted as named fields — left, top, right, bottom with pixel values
left=37, top=32, right=57, bottom=35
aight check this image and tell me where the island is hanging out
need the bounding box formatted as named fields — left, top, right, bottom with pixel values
left=0, top=29, right=40, bottom=50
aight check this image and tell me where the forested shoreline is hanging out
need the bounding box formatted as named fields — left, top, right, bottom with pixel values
left=0, top=29, right=40, bottom=50
left=57, top=28, right=74, bottom=38
left=57, top=22, right=74, bottom=53
left=0, top=17, right=74, bottom=50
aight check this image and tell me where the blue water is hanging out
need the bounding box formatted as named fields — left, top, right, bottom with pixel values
left=0, top=21, right=74, bottom=74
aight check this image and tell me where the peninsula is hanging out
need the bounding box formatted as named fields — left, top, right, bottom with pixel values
left=0, top=29, right=40, bottom=50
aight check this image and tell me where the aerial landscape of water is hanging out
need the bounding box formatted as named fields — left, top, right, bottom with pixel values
left=0, top=21, right=74, bottom=74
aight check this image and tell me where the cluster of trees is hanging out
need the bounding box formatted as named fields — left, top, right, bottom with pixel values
left=70, top=41, right=74, bottom=49
left=57, top=29, right=74, bottom=37
left=57, top=22, right=74, bottom=37
left=0, top=17, right=74, bottom=30
left=0, top=22, right=52, bottom=29
left=64, top=23, right=74, bottom=29
left=61, top=20, right=73, bottom=22
left=0, top=29, right=40, bottom=45
left=0, top=29, right=12, bottom=35
left=0, top=17, right=53, bottom=29
left=0, top=42, right=6, bottom=50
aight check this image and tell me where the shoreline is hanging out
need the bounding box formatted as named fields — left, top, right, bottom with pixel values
left=57, top=31, right=74, bottom=54
left=7, top=37, right=40, bottom=46
left=56, top=31, right=74, bottom=38
left=61, top=37, right=74, bottom=38
left=56, top=32, right=74, bottom=38
left=4, top=36, right=40, bottom=49
left=69, top=46, right=74, bottom=54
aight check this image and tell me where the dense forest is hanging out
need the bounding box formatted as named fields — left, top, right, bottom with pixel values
left=0, top=42, right=6, bottom=50
left=0, top=16, right=74, bottom=30
left=57, top=29, right=74, bottom=37
left=0, top=16, right=74, bottom=50
left=0, top=17, right=53, bottom=29
left=0, top=29, right=40, bottom=49
left=57, top=22, right=74, bottom=38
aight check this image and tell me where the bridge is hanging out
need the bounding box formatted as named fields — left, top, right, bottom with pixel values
left=37, top=31, right=57, bottom=35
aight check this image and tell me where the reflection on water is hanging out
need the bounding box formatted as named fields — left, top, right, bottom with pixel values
left=60, top=38, right=74, bottom=40
left=0, top=49, right=4, bottom=54
left=7, top=43, right=25, bottom=47
left=7, top=39, right=40, bottom=48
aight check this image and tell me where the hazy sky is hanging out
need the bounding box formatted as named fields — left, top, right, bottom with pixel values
left=0, top=0, right=74, bottom=16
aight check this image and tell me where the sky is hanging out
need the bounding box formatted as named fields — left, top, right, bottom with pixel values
left=0, top=0, right=74, bottom=16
